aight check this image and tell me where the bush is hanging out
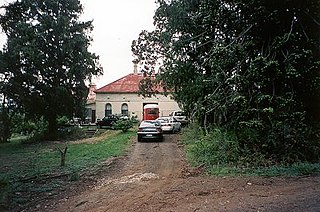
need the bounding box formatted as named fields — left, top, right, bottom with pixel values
left=183, top=124, right=273, bottom=169
left=235, top=111, right=320, bottom=164
left=130, top=115, right=139, bottom=123
left=57, top=116, right=70, bottom=126
left=113, top=119, right=134, bottom=133
left=21, top=117, right=49, bottom=143
left=183, top=123, right=320, bottom=176
left=182, top=122, right=205, bottom=145
left=186, top=127, right=241, bottom=167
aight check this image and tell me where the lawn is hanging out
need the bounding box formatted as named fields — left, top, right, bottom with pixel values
left=0, top=129, right=135, bottom=211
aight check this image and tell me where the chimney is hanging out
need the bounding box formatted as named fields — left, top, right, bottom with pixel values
left=87, top=84, right=97, bottom=100
left=132, top=59, right=139, bottom=74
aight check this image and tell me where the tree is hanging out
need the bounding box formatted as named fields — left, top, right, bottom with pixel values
left=0, top=50, right=16, bottom=143
left=132, top=0, right=320, bottom=162
left=0, top=0, right=102, bottom=137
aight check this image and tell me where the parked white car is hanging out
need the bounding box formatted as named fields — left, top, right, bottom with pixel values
left=169, top=111, right=188, bottom=126
left=156, top=116, right=181, bottom=133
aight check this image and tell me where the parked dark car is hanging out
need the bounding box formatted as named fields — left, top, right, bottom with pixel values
left=96, top=115, right=119, bottom=128
left=137, top=120, right=163, bottom=142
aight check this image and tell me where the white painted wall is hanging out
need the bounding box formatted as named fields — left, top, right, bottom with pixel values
left=94, top=93, right=181, bottom=121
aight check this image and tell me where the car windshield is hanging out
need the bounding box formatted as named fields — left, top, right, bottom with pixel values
left=175, top=111, right=185, bottom=116
left=156, top=118, right=169, bottom=123
left=140, top=120, right=161, bottom=127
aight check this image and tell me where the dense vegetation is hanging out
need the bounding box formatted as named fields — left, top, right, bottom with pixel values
left=183, top=123, right=320, bottom=175
left=0, top=0, right=102, bottom=142
left=132, top=0, right=320, bottom=164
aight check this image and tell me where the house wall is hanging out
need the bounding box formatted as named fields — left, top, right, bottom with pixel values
left=95, top=93, right=181, bottom=121
left=84, top=103, right=96, bottom=123
left=86, top=103, right=96, bottom=111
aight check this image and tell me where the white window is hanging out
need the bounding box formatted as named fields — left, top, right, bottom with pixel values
left=105, top=103, right=112, bottom=116
left=121, top=103, right=128, bottom=116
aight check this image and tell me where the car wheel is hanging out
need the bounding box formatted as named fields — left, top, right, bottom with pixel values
left=137, top=136, right=142, bottom=142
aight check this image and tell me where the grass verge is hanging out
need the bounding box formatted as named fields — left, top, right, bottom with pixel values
left=0, top=129, right=135, bottom=211
left=206, top=163, right=320, bottom=176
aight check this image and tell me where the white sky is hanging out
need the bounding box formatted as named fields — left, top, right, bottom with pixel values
left=0, top=0, right=157, bottom=88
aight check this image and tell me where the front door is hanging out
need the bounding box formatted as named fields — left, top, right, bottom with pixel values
left=91, top=110, right=96, bottom=123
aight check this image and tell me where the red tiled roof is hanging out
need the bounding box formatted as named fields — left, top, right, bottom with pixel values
left=95, top=73, right=165, bottom=93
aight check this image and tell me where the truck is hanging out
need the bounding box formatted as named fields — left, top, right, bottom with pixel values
left=143, top=104, right=159, bottom=120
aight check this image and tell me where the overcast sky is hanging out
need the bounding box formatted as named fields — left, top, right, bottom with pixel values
left=81, top=0, right=157, bottom=87
left=0, top=0, right=157, bottom=88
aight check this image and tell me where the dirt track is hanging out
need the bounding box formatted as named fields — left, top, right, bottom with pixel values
left=39, top=134, right=319, bottom=212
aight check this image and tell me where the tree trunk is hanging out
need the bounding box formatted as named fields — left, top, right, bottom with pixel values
left=47, top=113, right=58, bottom=139
left=203, top=113, right=208, bottom=135
left=58, top=147, right=68, bottom=166
left=0, top=98, right=11, bottom=143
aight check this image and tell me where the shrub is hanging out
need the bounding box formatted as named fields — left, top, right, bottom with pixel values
left=113, top=119, right=134, bottom=133
left=130, top=115, right=139, bottom=123
left=235, top=111, right=320, bottom=164
left=182, top=122, right=204, bottom=145
left=183, top=124, right=273, bottom=169
left=57, top=116, right=70, bottom=126
left=187, top=128, right=241, bottom=167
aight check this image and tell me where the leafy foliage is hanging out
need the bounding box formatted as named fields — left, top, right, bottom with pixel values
left=0, top=50, right=16, bottom=143
left=188, top=128, right=241, bottom=166
left=113, top=119, right=134, bottom=133
left=0, top=0, right=102, bottom=138
left=183, top=124, right=320, bottom=176
left=57, top=116, right=71, bottom=127
left=132, top=0, right=320, bottom=163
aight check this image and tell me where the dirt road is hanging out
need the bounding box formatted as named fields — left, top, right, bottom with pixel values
left=40, top=134, right=319, bottom=212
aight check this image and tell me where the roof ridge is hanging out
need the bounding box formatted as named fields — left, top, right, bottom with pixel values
left=95, top=73, right=148, bottom=93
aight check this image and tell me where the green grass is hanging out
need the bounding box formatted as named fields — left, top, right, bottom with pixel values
left=205, top=163, right=320, bottom=176
left=33, top=132, right=132, bottom=173
left=0, top=130, right=135, bottom=210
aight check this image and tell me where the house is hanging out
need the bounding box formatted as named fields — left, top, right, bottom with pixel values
left=86, top=84, right=97, bottom=123
left=85, top=63, right=181, bottom=122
